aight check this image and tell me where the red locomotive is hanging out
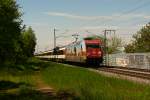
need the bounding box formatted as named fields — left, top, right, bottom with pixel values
left=65, top=39, right=103, bottom=65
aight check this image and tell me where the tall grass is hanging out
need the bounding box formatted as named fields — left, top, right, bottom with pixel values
left=0, top=57, right=50, bottom=85
left=42, top=62, right=150, bottom=100
left=0, top=58, right=55, bottom=100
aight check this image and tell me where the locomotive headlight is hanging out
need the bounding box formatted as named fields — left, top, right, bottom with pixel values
left=92, top=51, right=96, bottom=54
left=98, top=51, right=101, bottom=55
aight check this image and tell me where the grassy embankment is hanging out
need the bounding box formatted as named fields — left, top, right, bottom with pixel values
left=0, top=58, right=55, bottom=100
left=42, top=62, right=150, bottom=100
left=1, top=58, right=150, bottom=100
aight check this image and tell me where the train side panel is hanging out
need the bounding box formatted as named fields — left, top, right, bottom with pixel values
left=65, top=40, right=87, bottom=63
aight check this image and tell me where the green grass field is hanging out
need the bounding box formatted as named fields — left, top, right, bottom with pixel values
left=42, top=62, right=150, bottom=100
left=1, top=58, right=150, bottom=100
left=0, top=58, right=55, bottom=100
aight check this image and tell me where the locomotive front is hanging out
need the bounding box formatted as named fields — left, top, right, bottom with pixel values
left=85, top=39, right=103, bottom=65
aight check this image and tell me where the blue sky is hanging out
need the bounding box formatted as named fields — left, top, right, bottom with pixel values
left=17, top=0, right=150, bottom=52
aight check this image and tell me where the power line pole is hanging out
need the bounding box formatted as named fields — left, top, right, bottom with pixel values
left=53, top=28, right=57, bottom=60
left=72, top=34, right=79, bottom=42
left=54, top=28, right=56, bottom=49
left=104, top=30, right=116, bottom=66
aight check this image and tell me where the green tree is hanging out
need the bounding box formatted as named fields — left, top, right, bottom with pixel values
left=0, top=0, right=22, bottom=64
left=125, top=23, right=150, bottom=53
left=125, top=43, right=135, bottom=53
left=107, top=36, right=123, bottom=54
left=21, top=27, right=36, bottom=57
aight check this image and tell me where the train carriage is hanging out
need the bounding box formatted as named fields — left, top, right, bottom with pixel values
left=36, top=47, right=66, bottom=62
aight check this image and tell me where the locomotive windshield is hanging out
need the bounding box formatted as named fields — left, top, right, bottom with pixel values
left=86, top=44, right=100, bottom=48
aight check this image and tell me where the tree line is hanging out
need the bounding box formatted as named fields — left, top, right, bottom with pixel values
left=125, top=23, right=150, bottom=53
left=0, top=0, right=36, bottom=66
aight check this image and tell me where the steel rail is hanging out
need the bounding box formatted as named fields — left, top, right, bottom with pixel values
left=97, top=67, right=150, bottom=80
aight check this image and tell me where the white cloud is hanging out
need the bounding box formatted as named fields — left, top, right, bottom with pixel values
left=144, top=16, right=150, bottom=19
left=26, top=22, right=49, bottom=27
left=80, top=25, right=119, bottom=30
left=45, top=12, right=150, bottom=21
left=45, top=12, right=112, bottom=20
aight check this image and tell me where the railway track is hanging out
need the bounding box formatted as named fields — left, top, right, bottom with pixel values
left=111, top=66, right=150, bottom=73
left=97, top=67, right=150, bottom=80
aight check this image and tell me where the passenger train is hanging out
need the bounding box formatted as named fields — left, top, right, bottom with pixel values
left=36, top=39, right=104, bottom=66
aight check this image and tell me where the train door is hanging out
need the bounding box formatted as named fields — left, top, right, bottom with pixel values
left=80, top=40, right=86, bottom=63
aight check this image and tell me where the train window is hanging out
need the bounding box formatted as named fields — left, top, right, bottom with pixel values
left=81, top=45, right=83, bottom=51
left=86, top=44, right=100, bottom=48
left=70, top=48, right=72, bottom=54
left=74, top=47, right=77, bottom=55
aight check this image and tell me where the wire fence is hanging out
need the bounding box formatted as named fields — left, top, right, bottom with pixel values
left=104, top=53, right=150, bottom=69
